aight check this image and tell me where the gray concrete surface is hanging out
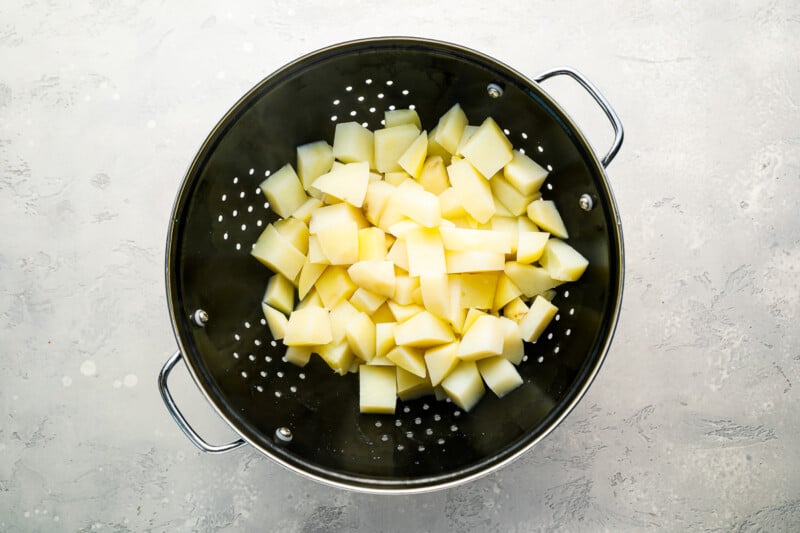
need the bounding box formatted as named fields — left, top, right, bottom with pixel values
left=2, top=1, right=799, bottom=531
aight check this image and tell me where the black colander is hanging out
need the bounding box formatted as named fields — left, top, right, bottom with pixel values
left=158, top=37, right=624, bottom=493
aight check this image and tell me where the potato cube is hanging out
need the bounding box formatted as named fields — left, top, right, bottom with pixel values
left=347, top=260, right=396, bottom=298
left=333, top=121, right=373, bottom=166
left=518, top=215, right=539, bottom=233
left=329, top=298, right=360, bottom=343
left=261, top=303, right=288, bottom=340
left=458, top=272, right=500, bottom=309
left=492, top=273, right=523, bottom=311
left=318, top=340, right=354, bottom=375
left=527, top=199, right=568, bottom=239
left=445, top=250, right=505, bottom=273
left=273, top=217, right=310, bottom=255
left=386, top=220, right=421, bottom=239
left=296, top=289, right=322, bottom=309
left=418, top=156, right=450, bottom=195
left=350, top=287, right=387, bottom=314
left=490, top=173, right=534, bottom=216
left=393, top=311, right=455, bottom=348
left=386, top=345, right=427, bottom=378
left=504, top=261, right=563, bottom=298
left=284, top=345, right=313, bottom=367
left=260, top=164, right=307, bottom=218
left=315, top=266, right=356, bottom=308
left=358, top=227, right=387, bottom=261
left=433, top=103, right=468, bottom=155
left=477, top=356, right=523, bottom=397
left=503, top=297, right=529, bottom=323
left=387, top=301, right=425, bottom=323
left=498, top=316, right=524, bottom=365
left=311, top=161, right=370, bottom=208
left=375, top=322, right=396, bottom=358
left=364, top=180, right=395, bottom=225
left=372, top=302, right=396, bottom=323
left=308, top=202, right=369, bottom=233
left=454, top=125, right=478, bottom=157
left=490, top=215, right=519, bottom=252
left=518, top=295, right=558, bottom=342
left=251, top=224, right=305, bottom=281
left=539, top=238, right=589, bottom=281
left=457, top=314, right=505, bottom=360
left=438, top=187, right=468, bottom=219
left=460, top=117, right=513, bottom=179
left=385, top=108, right=421, bottom=129
left=441, top=360, right=485, bottom=411
left=427, top=125, right=452, bottom=163
left=374, top=124, right=420, bottom=173
left=517, top=232, right=550, bottom=264
left=420, top=273, right=449, bottom=319
left=384, top=170, right=412, bottom=186
left=398, top=130, right=428, bottom=179
left=263, top=274, right=294, bottom=315
left=359, top=365, right=397, bottom=414
left=386, top=238, right=409, bottom=272
left=393, top=274, right=420, bottom=305
left=291, top=197, right=324, bottom=223
left=297, top=140, right=334, bottom=190
left=316, top=221, right=358, bottom=265
left=424, top=341, right=459, bottom=387
left=396, top=367, right=433, bottom=401
left=345, top=312, right=376, bottom=361
left=367, top=356, right=395, bottom=366
left=447, top=159, right=495, bottom=224
left=439, top=227, right=514, bottom=254
left=297, top=260, right=326, bottom=299
left=504, top=149, right=548, bottom=196
left=462, top=308, right=487, bottom=333
left=396, top=188, right=441, bottom=228
left=283, top=306, right=332, bottom=346
left=405, top=227, right=446, bottom=276
left=306, top=235, right=329, bottom=265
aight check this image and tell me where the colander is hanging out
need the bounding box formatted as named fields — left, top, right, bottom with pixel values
left=157, top=37, right=624, bottom=493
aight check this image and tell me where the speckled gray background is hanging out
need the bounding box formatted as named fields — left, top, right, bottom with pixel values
left=2, top=1, right=799, bottom=531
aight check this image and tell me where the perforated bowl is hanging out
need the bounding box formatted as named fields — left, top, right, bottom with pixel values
left=158, top=37, right=624, bottom=493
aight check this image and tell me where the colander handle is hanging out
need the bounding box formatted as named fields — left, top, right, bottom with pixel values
left=534, top=67, right=624, bottom=167
left=158, top=350, right=247, bottom=453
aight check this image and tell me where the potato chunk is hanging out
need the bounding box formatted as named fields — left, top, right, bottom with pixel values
left=447, top=159, right=495, bottom=224
left=398, top=130, right=428, bottom=179
left=311, top=161, right=370, bottom=208
left=504, top=149, right=548, bottom=196
left=527, top=199, right=568, bottom=239
left=457, top=314, right=505, bottom=360
left=347, top=260, right=396, bottom=298
left=262, top=303, right=288, bottom=340
left=460, top=117, right=513, bottom=179
left=374, top=124, right=420, bottom=173
left=441, top=360, right=485, bottom=411
left=263, top=274, right=295, bottom=315
left=283, top=306, right=332, bottom=346
left=477, top=356, right=523, bottom=397
left=539, top=238, right=589, bottom=281
left=405, top=227, right=446, bottom=276
left=518, top=295, right=558, bottom=342
left=359, top=365, right=397, bottom=414
left=386, top=345, right=427, bottom=378
left=424, top=341, right=459, bottom=387
left=333, top=121, right=373, bottom=166
left=251, top=224, right=305, bottom=281
left=434, top=103, right=468, bottom=155
left=393, top=311, right=455, bottom=348
left=260, top=164, right=307, bottom=218
left=297, top=141, right=334, bottom=191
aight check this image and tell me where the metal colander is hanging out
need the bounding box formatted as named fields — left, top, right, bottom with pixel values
left=158, top=37, right=624, bottom=493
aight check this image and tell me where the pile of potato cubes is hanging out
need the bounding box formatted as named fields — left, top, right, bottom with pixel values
left=252, top=104, right=588, bottom=414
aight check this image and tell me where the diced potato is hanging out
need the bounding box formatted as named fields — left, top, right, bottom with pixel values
left=251, top=224, right=305, bottom=281
left=504, top=261, right=563, bottom=298
left=372, top=302, right=396, bottom=323
left=347, top=260, right=396, bottom=298
left=449, top=215, right=480, bottom=229
left=367, top=356, right=395, bottom=366
left=329, top=299, right=360, bottom=343
left=517, top=231, right=550, bottom=264
left=493, top=274, right=523, bottom=311
left=527, top=199, right=568, bottom=239
left=306, top=235, right=329, bottom=265
left=446, top=251, right=505, bottom=274
left=263, top=274, right=294, bottom=315
left=396, top=367, right=433, bottom=401
left=454, top=125, right=478, bottom=157
left=405, top=227, right=446, bottom=276
left=424, top=341, right=459, bottom=387
left=460, top=117, right=513, bottom=179
left=260, top=164, right=307, bottom=218
left=441, top=360, right=485, bottom=411
left=504, top=149, right=548, bottom=196
left=273, top=217, right=310, bottom=255
left=439, top=227, right=513, bottom=254
left=284, top=345, right=313, bottom=367
left=396, top=188, right=441, bottom=228
left=444, top=276, right=467, bottom=333
left=393, top=275, right=420, bottom=305
left=493, top=200, right=513, bottom=217
left=357, top=227, right=387, bottom=261
left=462, top=308, right=487, bottom=333
left=490, top=173, right=534, bottom=216
left=419, top=273, right=449, bottom=319
left=385, top=108, right=421, bottom=128
left=438, top=187, right=468, bottom=219
left=386, top=345, right=427, bottom=378
left=297, top=141, right=334, bottom=191
left=349, top=287, right=387, bottom=314
left=457, top=314, right=505, bottom=360
left=374, top=124, right=420, bottom=173
left=386, top=219, right=422, bottom=239
left=364, top=180, right=395, bottom=225
left=384, top=170, right=411, bottom=186
left=447, top=159, right=495, bottom=224
left=318, top=340, right=354, bottom=375
left=410, top=285, right=424, bottom=306
left=458, top=272, right=500, bottom=309
left=393, top=311, right=455, bottom=348
left=418, top=156, right=450, bottom=195
left=518, top=216, right=539, bottom=233
left=308, top=202, right=369, bottom=233
left=498, top=316, right=524, bottom=365
left=283, top=306, right=332, bottom=346
left=386, top=238, right=409, bottom=272
left=359, top=365, right=397, bottom=414
left=311, top=161, right=370, bottom=208
left=387, top=301, right=425, bottom=323
left=490, top=216, right=519, bottom=252
left=291, top=197, right=324, bottom=223
left=345, top=312, right=376, bottom=361
left=262, top=303, right=288, bottom=340
left=539, top=238, right=589, bottom=281
left=333, top=121, right=373, bottom=166
left=315, top=266, right=356, bottom=308
left=427, top=125, right=452, bottom=163
left=375, top=322, right=396, bottom=358
left=518, top=295, right=558, bottom=342
left=398, top=130, right=428, bottom=179
left=296, top=289, right=322, bottom=309
left=477, top=357, right=523, bottom=397
left=434, top=103, right=468, bottom=155
left=316, top=221, right=359, bottom=265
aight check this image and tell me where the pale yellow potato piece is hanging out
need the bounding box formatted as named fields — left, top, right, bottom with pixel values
left=454, top=125, right=478, bottom=157
left=457, top=314, right=505, bottom=360
left=418, top=155, right=450, bottom=195
left=273, top=217, right=310, bottom=255
left=420, top=273, right=449, bottom=319
left=445, top=251, right=505, bottom=274
left=372, top=302, right=396, bottom=323
left=427, top=125, right=452, bottom=163
left=460, top=117, right=513, bottom=179
left=527, top=199, right=568, bottom=239
left=504, top=261, right=563, bottom=298
left=374, top=124, right=420, bottom=173
left=306, top=235, right=329, bottom=265
left=462, top=308, right=488, bottom=333
left=260, top=164, right=307, bottom=218
left=359, top=365, right=397, bottom=414
left=386, top=219, right=421, bottom=239
left=443, top=276, right=467, bottom=334
left=393, top=275, right=420, bottom=305
left=386, top=345, right=427, bottom=378
left=263, top=273, right=294, bottom=315
left=434, top=103, right=468, bottom=155
left=308, top=202, right=368, bottom=233
left=349, top=287, right=387, bottom=314
left=477, top=356, right=523, bottom=397
left=441, top=360, right=485, bottom=411
left=517, top=231, right=550, bottom=264
left=386, top=238, right=409, bottom=272
left=449, top=215, right=480, bottom=229
left=539, top=238, right=589, bottom=281
left=405, top=227, right=446, bottom=276
left=317, top=221, right=358, bottom=265
left=439, top=227, right=513, bottom=254
left=393, top=310, right=455, bottom=348
left=262, top=303, right=288, bottom=340
left=367, top=356, right=395, bottom=366
left=375, top=322, right=396, bottom=359
left=283, top=306, right=332, bottom=346
left=347, top=260, right=396, bottom=298
left=329, top=298, right=360, bottom=343
left=504, top=149, right=548, bottom=196
left=345, top=312, right=376, bottom=361
left=503, top=297, right=529, bottom=323
left=384, top=170, right=411, bottom=186
left=385, top=108, right=421, bottom=129
left=333, top=121, right=373, bottom=166
left=490, top=173, right=534, bottom=216
left=518, top=215, right=539, bottom=233
left=291, top=197, right=324, bottom=224
left=357, top=227, right=387, bottom=261
left=438, top=187, right=468, bottom=219
left=315, top=266, right=356, bottom=308
left=396, top=188, right=441, bottom=228
left=297, top=141, right=334, bottom=191
left=424, top=341, right=459, bottom=387
left=490, top=215, right=519, bottom=252
left=364, top=180, right=395, bottom=225
left=458, top=272, right=500, bottom=309
left=311, top=161, right=370, bottom=208
left=251, top=224, right=305, bottom=281
left=518, top=295, right=558, bottom=342
left=447, top=159, right=495, bottom=224
left=498, top=316, right=524, bottom=365
left=398, top=130, right=428, bottom=179
left=396, top=367, right=433, bottom=401
left=296, top=288, right=322, bottom=309
left=492, top=274, right=523, bottom=312
left=284, top=345, right=313, bottom=367
left=318, top=340, right=354, bottom=375
left=387, top=301, right=425, bottom=323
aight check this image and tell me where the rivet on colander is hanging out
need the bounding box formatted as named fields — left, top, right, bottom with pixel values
left=192, top=309, right=208, bottom=327
left=486, top=82, right=504, bottom=98
left=275, top=427, right=293, bottom=443
left=579, top=193, right=595, bottom=211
